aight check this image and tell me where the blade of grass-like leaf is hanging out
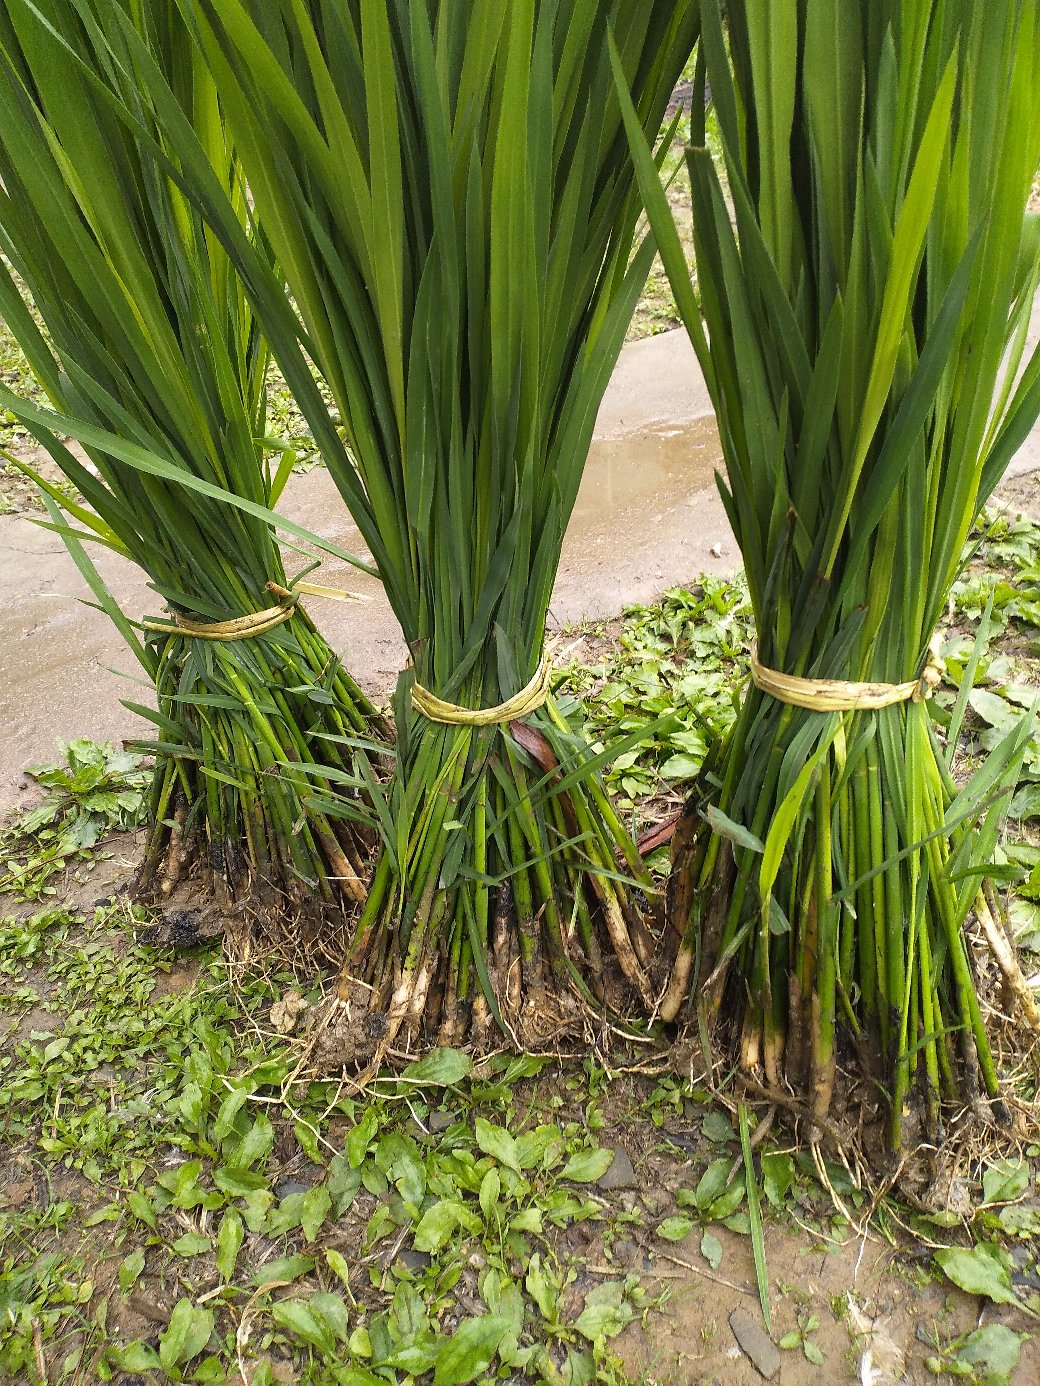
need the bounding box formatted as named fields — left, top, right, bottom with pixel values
left=607, top=32, right=715, bottom=399
left=822, top=55, right=957, bottom=578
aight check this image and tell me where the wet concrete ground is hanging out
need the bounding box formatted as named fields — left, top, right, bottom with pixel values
left=0, top=328, right=727, bottom=808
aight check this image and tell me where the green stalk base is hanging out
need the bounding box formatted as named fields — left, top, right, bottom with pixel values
left=132, top=609, right=388, bottom=939
left=668, top=687, right=1013, bottom=1156
left=316, top=693, right=659, bottom=1067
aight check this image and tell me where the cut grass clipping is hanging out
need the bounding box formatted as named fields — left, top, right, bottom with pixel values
left=176, top=0, right=698, bottom=1057
left=0, top=3, right=387, bottom=930
left=616, top=1, right=1040, bottom=1151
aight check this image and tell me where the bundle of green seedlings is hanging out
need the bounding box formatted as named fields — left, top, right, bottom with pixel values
left=618, top=0, right=1040, bottom=1149
left=0, top=1, right=387, bottom=933
left=164, top=0, right=698, bottom=1053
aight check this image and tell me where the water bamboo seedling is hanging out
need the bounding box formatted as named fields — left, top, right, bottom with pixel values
left=0, top=1, right=387, bottom=930
left=617, top=0, right=1040, bottom=1148
left=170, top=0, right=698, bottom=1054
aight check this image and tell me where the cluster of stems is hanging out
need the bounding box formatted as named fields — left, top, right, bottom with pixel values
left=135, top=607, right=387, bottom=927
left=665, top=686, right=1009, bottom=1148
left=335, top=694, right=658, bottom=1051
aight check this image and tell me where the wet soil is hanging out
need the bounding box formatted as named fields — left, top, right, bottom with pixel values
left=4, top=842, right=1040, bottom=1384
left=615, top=1223, right=1040, bottom=1385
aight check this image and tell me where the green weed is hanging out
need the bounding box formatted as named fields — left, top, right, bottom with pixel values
left=560, top=577, right=752, bottom=814
left=0, top=740, right=150, bottom=901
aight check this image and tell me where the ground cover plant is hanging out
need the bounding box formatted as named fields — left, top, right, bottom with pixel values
left=155, top=0, right=700, bottom=1057
left=560, top=577, right=752, bottom=818
left=0, top=740, right=150, bottom=903
left=0, top=2, right=387, bottom=926
left=618, top=0, right=1040, bottom=1154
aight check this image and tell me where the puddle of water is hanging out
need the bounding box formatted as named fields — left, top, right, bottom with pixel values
left=570, top=417, right=721, bottom=538
left=553, top=416, right=731, bottom=626
left=0, top=416, right=728, bottom=806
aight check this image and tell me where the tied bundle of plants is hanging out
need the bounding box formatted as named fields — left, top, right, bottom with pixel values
left=0, top=1, right=387, bottom=932
left=178, top=0, right=697, bottom=1054
left=617, top=0, right=1040, bottom=1150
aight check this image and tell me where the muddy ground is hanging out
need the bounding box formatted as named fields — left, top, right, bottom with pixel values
left=3, top=817, right=1040, bottom=1385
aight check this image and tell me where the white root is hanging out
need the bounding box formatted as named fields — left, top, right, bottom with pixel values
left=975, top=890, right=1040, bottom=1036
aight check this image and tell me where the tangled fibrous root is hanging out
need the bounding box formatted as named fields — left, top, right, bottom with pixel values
left=300, top=874, right=667, bottom=1076
left=133, top=782, right=372, bottom=925
left=309, top=966, right=596, bottom=1076
left=667, top=1001, right=1036, bottom=1212
left=280, top=970, right=669, bottom=1105
left=312, top=977, right=393, bottom=1071
left=292, top=915, right=672, bottom=1088
left=657, top=870, right=1040, bottom=1201
left=134, top=904, right=226, bottom=951
left=133, top=823, right=367, bottom=974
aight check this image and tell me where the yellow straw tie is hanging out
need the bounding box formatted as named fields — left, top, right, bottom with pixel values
left=411, top=651, right=553, bottom=727
left=750, top=637, right=945, bottom=712
left=143, top=575, right=370, bottom=643
left=142, top=603, right=295, bottom=641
